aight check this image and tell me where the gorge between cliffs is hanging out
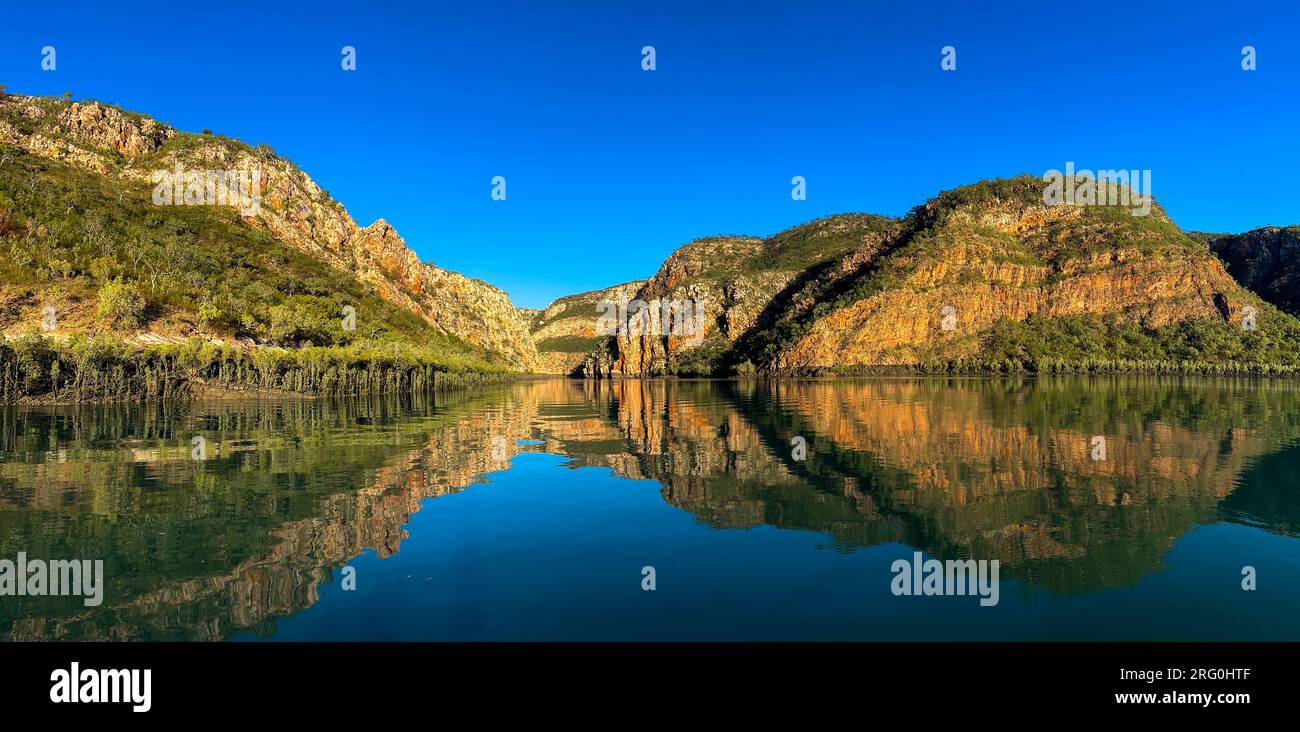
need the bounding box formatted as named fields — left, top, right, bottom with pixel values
left=5, top=95, right=1300, bottom=404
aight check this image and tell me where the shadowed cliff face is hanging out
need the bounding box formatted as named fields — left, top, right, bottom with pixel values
left=0, top=95, right=537, bottom=370
left=4, top=376, right=1297, bottom=640
left=1209, top=226, right=1300, bottom=317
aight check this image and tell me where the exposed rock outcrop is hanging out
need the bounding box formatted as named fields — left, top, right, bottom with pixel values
left=581, top=214, right=896, bottom=376
left=575, top=178, right=1292, bottom=376
left=531, top=280, right=644, bottom=375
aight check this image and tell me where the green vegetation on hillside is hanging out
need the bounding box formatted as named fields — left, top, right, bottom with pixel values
left=756, top=213, right=896, bottom=271
left=956, top=313, right=1300, bottom=375
left=0, top=149, right=488, bottom=357
left=0, top=99, right=507, bottom=400
left=534, top=335, right=604, bottom=354
left=730, top=177, right=1300, bottom=377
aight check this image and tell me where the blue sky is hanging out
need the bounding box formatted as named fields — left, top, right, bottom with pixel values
left=3, top=1, right=1297, bottom=308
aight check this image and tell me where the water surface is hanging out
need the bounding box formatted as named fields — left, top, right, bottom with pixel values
left=2, top=377, right=1298, bottom=640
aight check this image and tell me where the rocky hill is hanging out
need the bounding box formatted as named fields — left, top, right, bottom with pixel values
left=7, top=93, right=1298, bottom=385
left=0, top=94, right=537, bottom=372
left=567, top=177, right=1300, bottom=376
left=575, top=214, right=897, bottom=376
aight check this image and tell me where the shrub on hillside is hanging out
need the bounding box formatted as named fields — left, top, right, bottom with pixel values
left=96, top=278, right=148, bottom=328
left=9, top=334, right=58, bottom=394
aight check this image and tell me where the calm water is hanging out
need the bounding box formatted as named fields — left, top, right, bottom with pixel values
left=1, top=377, right=1298, bottom=641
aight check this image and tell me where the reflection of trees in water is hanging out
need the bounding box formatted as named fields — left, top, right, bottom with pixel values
left=560, top=377, right=1300, bottom=596
left=3, top=376, right=1298, bottom=639
left=0, top=387, right=530, bottom=640
left=1218, top=441, right=1300, bottom=536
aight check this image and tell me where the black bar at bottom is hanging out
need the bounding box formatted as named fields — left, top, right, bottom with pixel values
left=0, top=642, right=1288, bottom=719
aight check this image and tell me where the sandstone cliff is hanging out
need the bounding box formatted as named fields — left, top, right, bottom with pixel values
left=578, top=214, right=896, bottom=376
left=772, top=179, right=1253, bottom=369
left=575, top=177, right=1300, bottom=376
left=9, top=93, right=1296, bottom=378
left=530, top=280, right=644, bottom=375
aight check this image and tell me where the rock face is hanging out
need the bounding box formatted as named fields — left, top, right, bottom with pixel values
left=0, top=99, right=175, bottom=174
left=579, top=214, right=896, bottom=376
left=0, top=95, right=538, bottom=371
left=775, top=182, right=1249, bottom=369
left=1208, top=226, right=1300, bottom=317
left=9, top=95, right=1293, bottom=377
left=607, top=235, right=768, bottom=377
left=59, top=102, right=173, bottom=157
left=575, top=177, right=1290, bottom=376
left=530, top=280, right=644, bottom=375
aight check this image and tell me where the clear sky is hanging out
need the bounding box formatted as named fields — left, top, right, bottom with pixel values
left=3, top=1, right=1297, bottom=308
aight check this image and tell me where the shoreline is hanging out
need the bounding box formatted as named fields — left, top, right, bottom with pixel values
left=7, top=369, right=1299, bottom=407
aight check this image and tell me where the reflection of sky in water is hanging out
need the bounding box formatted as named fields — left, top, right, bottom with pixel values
left=1, top=377, right=1298, bottom=641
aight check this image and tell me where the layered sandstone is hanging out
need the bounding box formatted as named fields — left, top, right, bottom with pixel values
left=530, top=280, right=644, bottom=375
left=580, top=214, right=896, bottom=376
left=574, top=178, right=1283, bottom=376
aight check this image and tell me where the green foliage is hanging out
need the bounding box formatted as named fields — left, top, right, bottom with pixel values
left=0, top=117, right=500, bottom=376
left=0, top=334, right=505, bottom=403
left=535, top=335, right=603, bottom=354
left=917, top=176, right=1048, bottom=218
left=267, top=296, right=351, bottom=347
left=665, top=337, right=729, bottom=376
left=759, top=213, right=896, bottom=272
left=9, top=334, right=58, bottom=394
left=978, top=312, right=1300, bottom=372
left=196, top=301, right=222, bottom=328
left=96, top=278, right=148, bottom=327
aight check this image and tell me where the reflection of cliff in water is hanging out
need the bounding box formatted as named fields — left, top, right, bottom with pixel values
left=3, top=376, right=1298, bottom=640
left=0, top=388, right=539, bottom=640
left=541, top=378, right=1300, bottom=596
